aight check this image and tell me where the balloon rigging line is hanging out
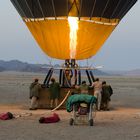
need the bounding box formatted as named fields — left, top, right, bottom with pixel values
left=90, top=0, right=97, bottom=20
left=101, top=0, right=111, bottom=18
left=117, top=0, right=129, bottom=18
left=51, top=0, right=57, bottom=20
left=24, top=0, right=34, bottom=18
left=37, top=0, right=45, bottom=19
left=110, top=0, right=122, bottom=19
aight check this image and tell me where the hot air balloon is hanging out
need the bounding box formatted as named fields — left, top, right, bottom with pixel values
left=10, top=0, right=137, bottom=60
left=10, top=0, right=137, bottom=109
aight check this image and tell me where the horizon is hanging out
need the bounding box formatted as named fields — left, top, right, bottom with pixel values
left=0, top=59, right=140, bottom=72
left=0, top=1, right=140, bottom=71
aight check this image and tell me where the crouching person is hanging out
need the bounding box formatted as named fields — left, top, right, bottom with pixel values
left=102, top=81, right=113, bottom=111
left=29, top=78, right=41, bottom=110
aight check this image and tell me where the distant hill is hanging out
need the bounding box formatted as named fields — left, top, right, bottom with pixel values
left=0, top=60, right=49, bottom=73
left=1, top=60, right=140, bottom=76
left=104, top=70, right=124, bottom=76
left=0, top=66, right=5, bottom=72
left=124, top=69, right=140, bottom=76
left=0, top=60, right=109, bottom=76
left=91, top=69, right=110, bottom=76
left=104, top=69, right=140, bottom=76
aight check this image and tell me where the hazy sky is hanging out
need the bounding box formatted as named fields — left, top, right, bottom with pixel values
left=0, top=0, right=140, bottom=70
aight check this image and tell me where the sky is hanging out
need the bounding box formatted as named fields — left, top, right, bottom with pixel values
left=0, top=0, right=140, bottom=71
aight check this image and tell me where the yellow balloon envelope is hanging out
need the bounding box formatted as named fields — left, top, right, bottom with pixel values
left=25, top=18, right=117, bottom=60
left=10, top=0, right=137, bottom=60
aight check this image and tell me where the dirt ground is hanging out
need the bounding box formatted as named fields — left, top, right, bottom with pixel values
left=0, top=71, right=140, bottom=140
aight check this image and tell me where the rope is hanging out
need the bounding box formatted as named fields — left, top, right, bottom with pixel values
left=12, top=0, right=26, bottom=18
left=117, top=0, right=129, bottom=18
left=100, top=0, right=111, bottom=19
left=90, top=0, right=96, bottom=20
left=51, top=0, right=57, bottom=20
left=51, top=90, right=71, bottom=112
left=24, top=0, right=34, bottom=18
left=40, top=90, right=71, bottom=116
left=37, top=0, right=45, bottom=19
left=110, top=0, right=122, bottom=19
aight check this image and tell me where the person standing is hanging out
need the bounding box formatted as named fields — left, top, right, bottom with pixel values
left=102, top=81, right=113, bottom=111
left=64, top=69, right=73, bottom=87
left=29, top=78, right=41, bottom=110
left=92, top=78, right=102, bottom=111
left=75, top=81, right=90, bottom=94
left=49, top=78, right=60, bottom=108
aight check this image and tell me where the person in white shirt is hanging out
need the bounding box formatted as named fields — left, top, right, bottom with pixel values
left=92, top=78, right=102, bottom=111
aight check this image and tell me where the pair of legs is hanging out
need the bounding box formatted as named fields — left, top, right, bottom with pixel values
left=50, top=98, right=58, bottom=108
left=30, top=96, right=38, bottom=110
left=94, top=91, right=102, bottom=111
left=102, top=100, right=110, bottom=110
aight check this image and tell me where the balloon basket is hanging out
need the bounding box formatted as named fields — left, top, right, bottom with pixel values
left=37, top=59, right=94, bottom=109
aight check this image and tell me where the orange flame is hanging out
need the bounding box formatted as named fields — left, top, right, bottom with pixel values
left=68, top=17, right=79, bottom=59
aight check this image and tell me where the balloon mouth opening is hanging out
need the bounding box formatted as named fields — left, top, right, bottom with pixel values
left=23, top=17, right=119, bottom=26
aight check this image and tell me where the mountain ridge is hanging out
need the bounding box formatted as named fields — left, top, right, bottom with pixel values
left=0, top=60, right=109, bottom=76
left=1, top=60, right=140, bottom=76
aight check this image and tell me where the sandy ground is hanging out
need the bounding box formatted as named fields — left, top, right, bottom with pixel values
left=0, top=71, right=140, bottom=140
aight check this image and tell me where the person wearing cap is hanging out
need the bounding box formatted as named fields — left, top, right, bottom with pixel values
left=49, top=78, right=60, bottom=108
left=29, top=78, right=41, bottom=110
left=101, top=81, right=113, bottom=111
left=79, top=81, right=90, bottom=94
left=64, top=69, right=73, bottom=87
left=75, top=81, right=90, bottom=94
left=92, top=78, right=102, bottom=111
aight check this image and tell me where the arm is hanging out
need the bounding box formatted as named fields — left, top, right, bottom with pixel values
left=75, top=85, right=80, bottom=89
left=88, top=85, right=93, bottom=90
left=70, top=69, right=73, bottom=78
left=90, top=82, right=95, bottom=88
left=109, top=86, right=113, bottom=96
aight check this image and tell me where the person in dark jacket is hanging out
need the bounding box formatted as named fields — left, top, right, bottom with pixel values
left=75, top=81, right=90, bottom=94
left=29, top=78, right=41, bottom=110
left=49, top=78, right=60, bottom=108
left=101, top=81, right=113, bottom=111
